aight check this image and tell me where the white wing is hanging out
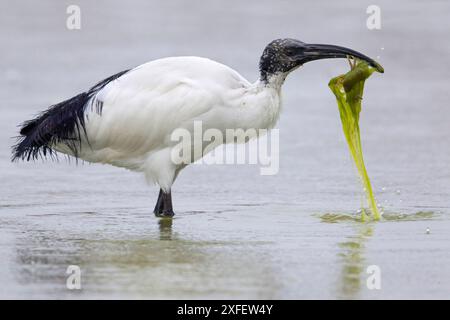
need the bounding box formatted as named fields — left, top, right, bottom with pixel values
left=77, top=57, right=251, bottom=172
left=17, top=55, right=280, bottom=191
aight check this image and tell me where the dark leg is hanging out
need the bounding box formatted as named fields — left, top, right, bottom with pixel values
left=154, top=188, right=175, bottom=218
left=153, top=189, right=164, bottom=215
left=161, top=191, right=174, bottom=217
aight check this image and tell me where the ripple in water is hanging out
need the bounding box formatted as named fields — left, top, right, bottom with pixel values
left=317, top=210, right=436, bottom=224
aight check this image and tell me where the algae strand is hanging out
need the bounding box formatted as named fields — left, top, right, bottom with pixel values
left=328, top=59, right=382, bottom=220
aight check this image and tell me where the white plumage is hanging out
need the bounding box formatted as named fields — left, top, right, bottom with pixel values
left=60, top=56, right=282, bottom=192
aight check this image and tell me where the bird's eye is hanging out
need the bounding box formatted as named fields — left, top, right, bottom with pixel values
left=285, top=48, right=296, bottom=56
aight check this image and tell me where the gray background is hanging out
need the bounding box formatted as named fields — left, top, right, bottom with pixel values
left=0, top=0, right=449, bottom=299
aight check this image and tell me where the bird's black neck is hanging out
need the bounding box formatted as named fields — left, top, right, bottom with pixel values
left=259, top=57, right=288, bottom=88
left=259, top=50, right=289, bottom=87
left=259, top=54, right=275, bottom=85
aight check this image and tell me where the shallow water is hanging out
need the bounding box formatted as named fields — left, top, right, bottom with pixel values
left=1, top=0, right=450, bottom=299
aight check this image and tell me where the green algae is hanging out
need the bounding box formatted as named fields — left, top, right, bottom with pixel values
left=328, top=59, right=383, bottom=220
left=318, top=210, right=436, bottom=224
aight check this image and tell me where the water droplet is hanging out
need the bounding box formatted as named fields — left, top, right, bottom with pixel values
left=426, top=227, right=430, bottom=234
left=396, top=189, right=401, bottom=195
left=381, top=187, right=386, bottom=191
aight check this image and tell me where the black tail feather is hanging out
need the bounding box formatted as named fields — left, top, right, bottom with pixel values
left=12, top=69, right=130, bottom=162
left=19, top=119, right=39, bottom=136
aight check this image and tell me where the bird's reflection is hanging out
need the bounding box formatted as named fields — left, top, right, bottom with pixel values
left=337, top=224, right=373, bottom=299
left=158, top=218, right=173, bottom=241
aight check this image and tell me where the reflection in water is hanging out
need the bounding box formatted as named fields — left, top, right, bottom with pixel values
left=158, top=218, right=173, bottom=240
left=11, top=214, right=278, bottom=299
left=337, top=224, right=373, bottom=299
left=318, top=210, right=438, bottom=299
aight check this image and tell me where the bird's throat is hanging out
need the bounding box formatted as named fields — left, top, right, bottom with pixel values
left=261, top=71, right=288, bottom=90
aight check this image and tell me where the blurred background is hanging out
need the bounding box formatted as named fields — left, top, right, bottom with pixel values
left=0, top=0, right=449, bottom=299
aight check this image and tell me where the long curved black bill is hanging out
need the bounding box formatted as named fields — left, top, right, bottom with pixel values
left=303, top=43, right=384, bottom=73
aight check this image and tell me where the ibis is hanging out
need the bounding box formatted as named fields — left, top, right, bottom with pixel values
left=12, top=39, right=383, bottom=217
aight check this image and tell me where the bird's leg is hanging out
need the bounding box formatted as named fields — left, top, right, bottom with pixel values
left=153, top=189, right=164, bottom=216
left=161, top=190, right=175, bottom=217
left=154, top=189, right=175, bottom=218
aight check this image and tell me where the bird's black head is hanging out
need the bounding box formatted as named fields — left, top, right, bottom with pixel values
left=259, top=38, right=384, bottom=84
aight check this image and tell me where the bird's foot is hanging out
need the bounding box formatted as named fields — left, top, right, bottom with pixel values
left=154, top=210, right=175, bottom=218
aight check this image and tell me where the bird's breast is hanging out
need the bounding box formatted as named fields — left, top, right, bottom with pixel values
left=234, top=85, right=282, bottom=131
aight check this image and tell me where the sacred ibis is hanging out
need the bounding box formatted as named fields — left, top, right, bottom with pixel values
left=12, top=39, right=383, bottom=217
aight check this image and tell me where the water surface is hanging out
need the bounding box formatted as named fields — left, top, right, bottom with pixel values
left=1, top=0, right=449, bottom=299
